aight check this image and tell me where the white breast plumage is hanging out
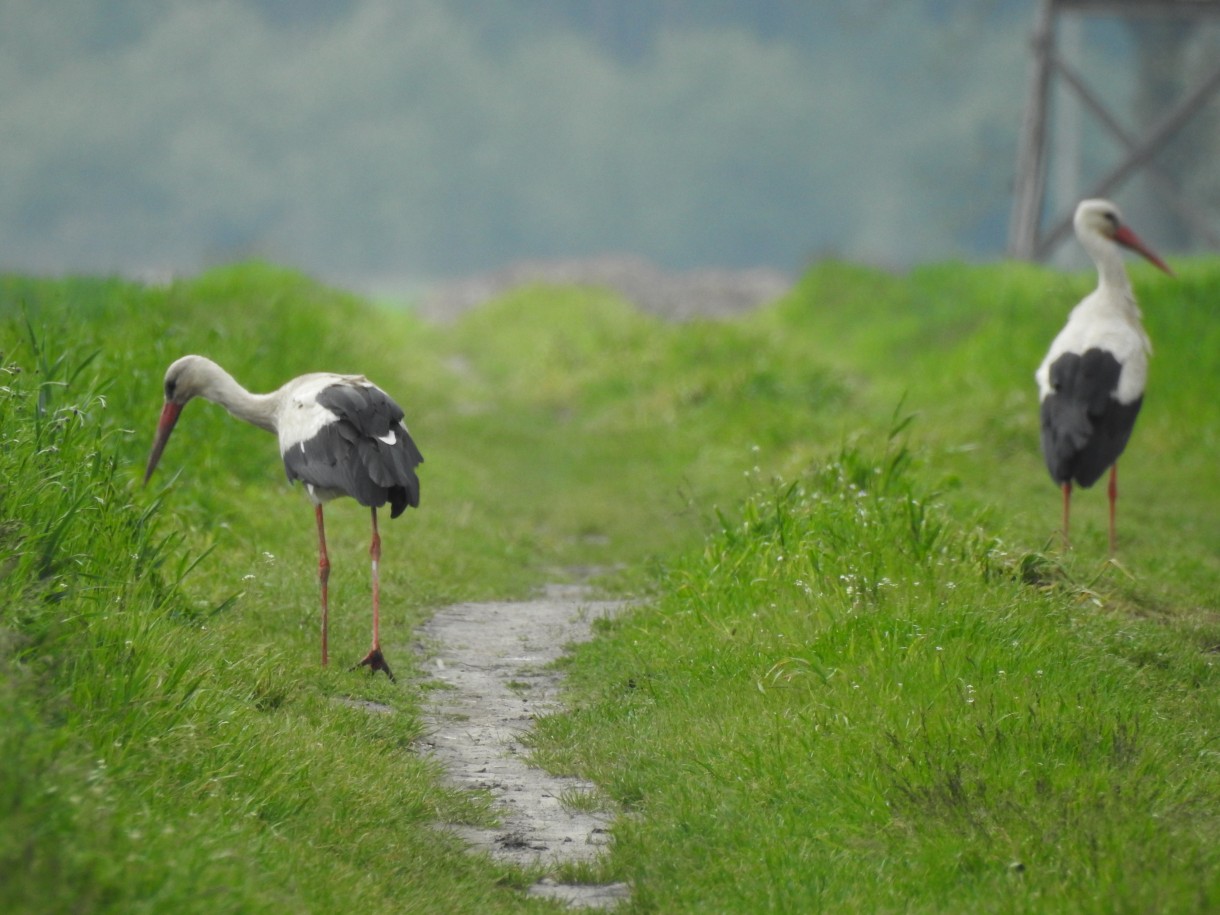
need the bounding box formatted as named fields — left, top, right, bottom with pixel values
left=1037, top=299, right=1150, bottom=406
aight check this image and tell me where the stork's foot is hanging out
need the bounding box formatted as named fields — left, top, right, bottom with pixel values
left=353, top=647, right=396, bottom=682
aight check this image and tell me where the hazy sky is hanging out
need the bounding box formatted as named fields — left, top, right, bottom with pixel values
left=0, top=1, right=1184, bottom=286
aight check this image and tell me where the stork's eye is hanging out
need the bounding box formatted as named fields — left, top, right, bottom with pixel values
left=165, top=380, right=177, bottom=400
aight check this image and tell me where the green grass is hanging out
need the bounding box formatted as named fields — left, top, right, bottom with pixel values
left=2, top=256, right=1219, bottom=912
left=536, top=438, right=1220, bottom=912
left=530, top=258, right=1220, bottom=912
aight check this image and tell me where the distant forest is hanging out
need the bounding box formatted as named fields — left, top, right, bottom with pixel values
left=0, top=0, right=1215, bottom=281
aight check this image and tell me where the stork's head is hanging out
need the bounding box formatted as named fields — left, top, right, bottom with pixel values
left=1074, top=199, right=1172, bottom=275
left=143, top=355, right=218, bottom=485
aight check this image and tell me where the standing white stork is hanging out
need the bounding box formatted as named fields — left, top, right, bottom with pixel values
left=1036, top=199, right=1171, bottom=553
left=143, top=355, right=423, bottom=680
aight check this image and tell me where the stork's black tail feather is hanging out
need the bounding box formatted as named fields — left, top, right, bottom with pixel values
left=285, top=380, right=424, bottom=516
left=1039, top=349, right=1141, bottom=488
left=387, top=426, right=423, bottom=518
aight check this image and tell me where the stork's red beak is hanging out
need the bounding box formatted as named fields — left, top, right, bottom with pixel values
left=1113, top=225, right=1173, bottom=276
left=144, top=401, right=183, bottom=485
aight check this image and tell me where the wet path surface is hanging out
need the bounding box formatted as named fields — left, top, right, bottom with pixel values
left=415, top=585, right=631, bottom=909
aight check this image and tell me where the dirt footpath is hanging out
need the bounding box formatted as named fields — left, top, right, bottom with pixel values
left=415, top=584, right=631, bottom=909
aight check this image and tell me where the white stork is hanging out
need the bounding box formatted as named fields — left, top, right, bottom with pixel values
left=1035, top=198, right=1172, bottom=553
left=143, top=355, right=423, bottom=680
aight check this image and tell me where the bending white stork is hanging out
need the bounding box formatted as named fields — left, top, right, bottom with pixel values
left=144, top=355, right=423, bottom=680
left=1035, top=199, right=1171, bottom=553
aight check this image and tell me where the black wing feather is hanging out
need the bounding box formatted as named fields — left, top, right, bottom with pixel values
left=1040, top=349, right=1141, bottom=488
left=284, top=380, right=423, bottom=517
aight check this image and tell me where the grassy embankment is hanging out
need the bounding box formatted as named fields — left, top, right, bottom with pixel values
left=2, top=257, right=1218, bottom=912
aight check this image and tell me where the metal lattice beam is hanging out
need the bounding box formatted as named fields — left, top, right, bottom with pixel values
left=1008, top=0, right=1220, bottom=260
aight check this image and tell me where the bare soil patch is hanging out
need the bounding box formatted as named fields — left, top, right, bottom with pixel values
left=415, top=584, right=631, bottom=909
left=417, top=254, right=791, bottom=322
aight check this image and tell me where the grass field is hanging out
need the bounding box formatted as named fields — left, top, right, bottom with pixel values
left=1, top=256, right=1218, bottom=913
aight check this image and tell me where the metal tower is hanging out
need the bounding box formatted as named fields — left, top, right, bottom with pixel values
left=1008, top=0, right=1220, bottom=260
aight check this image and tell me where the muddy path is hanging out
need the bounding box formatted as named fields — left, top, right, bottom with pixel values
left=414, top=584, right=631, bottom=909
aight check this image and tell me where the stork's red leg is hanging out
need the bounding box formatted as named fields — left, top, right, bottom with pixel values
left=355, top=506, right=395, bottom=681
left=1107, top=464, right=1119, bottom=555
left=1061, top=481, right=1072, bottom=551
left=315, top=504, right=330, bottom=667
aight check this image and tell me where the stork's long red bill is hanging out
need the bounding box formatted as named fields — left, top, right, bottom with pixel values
left=1113, top=224, right=1173, bottom=276
left=144, top=401, right=183, bottom=484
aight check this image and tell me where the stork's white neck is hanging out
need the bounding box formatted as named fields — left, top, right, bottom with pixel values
left=1081, top=229, right=1131, bottom=289
left=190, top=360, right=280, bottom=434
left=1078, top=231, right=1141, bottom=322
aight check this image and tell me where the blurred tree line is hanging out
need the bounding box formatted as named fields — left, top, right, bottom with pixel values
left=0, top=0, right=1214, bottom=281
